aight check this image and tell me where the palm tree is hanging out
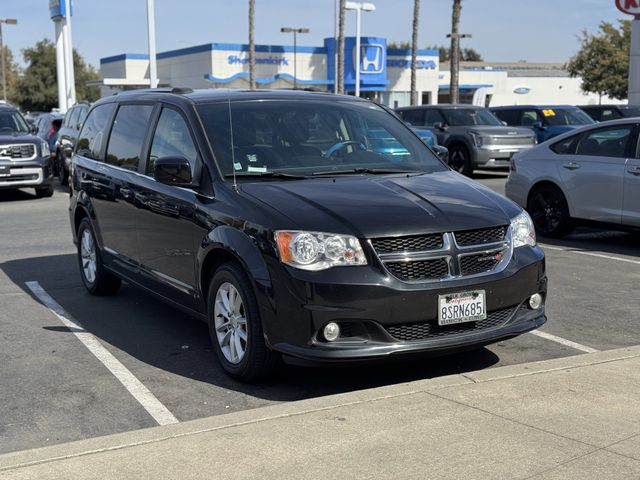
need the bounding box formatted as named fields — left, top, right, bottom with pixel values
left=410, top=0, right=420, bottom=105
left=449, top=0, right=462, bottom=104
left=337, top=0, right=345, bottom=94
left=248, top=0, right=256, bottom=90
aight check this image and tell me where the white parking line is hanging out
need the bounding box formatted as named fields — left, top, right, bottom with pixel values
left=542, top=244, right=640, bottom=265
left=529, top=330, right=599, bottom=353
left=26, top=281, right=179, bottom=426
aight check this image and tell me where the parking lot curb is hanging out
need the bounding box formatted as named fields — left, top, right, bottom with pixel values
left=2, top=344, right=640, bottom=472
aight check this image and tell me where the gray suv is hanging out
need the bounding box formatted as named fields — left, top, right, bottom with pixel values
left=396, top=105, right=536, bottom=176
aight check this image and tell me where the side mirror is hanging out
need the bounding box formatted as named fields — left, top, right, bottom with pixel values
left=431, top=145, right=449, bottom=163
left=30, top=125, right=37, bottom=134
left=434, top=121, right=448, bottom=132
left=501, top=120, right=508, bottom=126
left=404, top=121, right=413, bottom=127
left=532, top=121, right=545, bottom=130
left=154, top=156, right=193, bottom=187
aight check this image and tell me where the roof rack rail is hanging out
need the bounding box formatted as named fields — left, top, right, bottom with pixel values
left=116, top=87, right=194, bottom=96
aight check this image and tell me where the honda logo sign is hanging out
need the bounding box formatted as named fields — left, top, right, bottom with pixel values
left=359, top=44, right=384, bottom=74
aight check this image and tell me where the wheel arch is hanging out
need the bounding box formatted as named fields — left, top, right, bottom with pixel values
left=526, top=179, right=573, bottom=217
left=197, top=226, right=273, bottom=314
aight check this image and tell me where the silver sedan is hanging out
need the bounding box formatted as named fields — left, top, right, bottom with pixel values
left=505, top=118, right=640, bottom=237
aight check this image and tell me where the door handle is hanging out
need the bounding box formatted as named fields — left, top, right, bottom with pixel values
left=627, top=166, right=640, bottom=176
left=562, top=162, right=581, bottom=170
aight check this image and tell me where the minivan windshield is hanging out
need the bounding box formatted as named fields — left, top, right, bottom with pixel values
left=196, top=100, right=447, bottom=177
left=0, top=110, right=30, bottom=135
left=441, top=108, right=502, bottom=127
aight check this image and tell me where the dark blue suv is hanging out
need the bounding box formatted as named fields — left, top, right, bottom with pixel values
left=491, top=105, right=594, bottom=143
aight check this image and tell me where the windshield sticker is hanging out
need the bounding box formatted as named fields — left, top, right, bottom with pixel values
left=542, top=109, right=556, bottom=117
left=233, top=162, right=243, bottom=171
left=247, top=165, right=267, bottom=173
left=247, top=153, right=258, bottom=163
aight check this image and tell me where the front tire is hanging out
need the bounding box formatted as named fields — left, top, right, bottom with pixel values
left=35, top=184, right=54, bottom=198
left=57, top=153, right=68, bottom=185
left=528, top=184, right=573, bottom=238
left=207, top=262, right=278, bottom=382
left=448, top=144, right=474, bottom=177
left=77, top=218, right=121, bottom=295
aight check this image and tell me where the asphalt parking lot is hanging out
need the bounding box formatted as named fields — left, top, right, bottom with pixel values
left=1, top=173, right=639, bottom=455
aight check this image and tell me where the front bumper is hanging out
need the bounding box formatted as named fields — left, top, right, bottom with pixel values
left=0, top=157, right=54, bottom=189
left=473, top=145, right=534, bottom=168
left=262, top=246, right=547, bottom=362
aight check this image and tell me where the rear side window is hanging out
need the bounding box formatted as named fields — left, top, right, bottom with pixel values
left=600, top=109, right=623, bottom=121
left=492, top=109, right=518, bottom=126
left=105, top=104, right=154, bottom=171
left=66, top=108, right=80, bottom=129
left=574, top=125, right=633, bottom=158
left=76, top=103, right=116, bottom=160
left=77, top=107, right=89, bottom=129
left=550, top=135, right=578, bottom=155
left=399, top=109, right=425, bottom=126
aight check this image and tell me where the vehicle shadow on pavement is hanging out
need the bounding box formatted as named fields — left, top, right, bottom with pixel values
left=539, top=228, right=640, bottom=259
left=1, top=254, right=500, bottom=402
left=0, top=184, right=69, bottom=202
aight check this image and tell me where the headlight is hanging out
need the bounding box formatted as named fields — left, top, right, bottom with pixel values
left=275, top=231, right=367, bottom=271
left=41, top=142, right=50, bottom=157
left=469, top=132, right=488, bottom=148
left=510, top=211, right=536, bottom=248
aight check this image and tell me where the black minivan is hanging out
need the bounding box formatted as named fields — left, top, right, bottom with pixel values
left=69, top=89, right=547, bottom=381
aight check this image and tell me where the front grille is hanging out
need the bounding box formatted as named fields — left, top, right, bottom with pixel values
left=454, top=226, right=507, bottom=246
left=385, top=306, right=515, bottom=341
left=485, top=136, right=535, bottom=147
left=460, top=252, right=503, bottom=276
left=371, top=226, right=510, bottom=283
left=0, top=144, right=36, bottom=160
left=371, top=234, right=443, bottom=253
left=386, top=258, right=449, bottom=281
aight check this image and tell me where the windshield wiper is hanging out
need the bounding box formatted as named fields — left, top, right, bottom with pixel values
left=225, top=171, right=308, bottom=179
left=312, top=168, right=419, bottom=176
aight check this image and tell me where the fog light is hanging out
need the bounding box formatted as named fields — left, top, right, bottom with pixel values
left=323, top=322, right=340, bottom=342
left=529, top=293, right=543, bottom=310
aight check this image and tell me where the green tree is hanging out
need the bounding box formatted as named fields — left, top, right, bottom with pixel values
left=15, top=39, right=100, bottom=112
left=426, top=45, right=483, bottom=62
left=0, top=46, right=21, bottom=103
left=566, top=20, right=630, bottom=100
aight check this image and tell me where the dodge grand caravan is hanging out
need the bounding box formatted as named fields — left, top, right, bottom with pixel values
left=69, top=89, right=547, bottom=381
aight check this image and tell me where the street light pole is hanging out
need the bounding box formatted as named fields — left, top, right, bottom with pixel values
left=281, top=27, right=309, bottom=90
left=345, top=2, right=375, bottom=98
left=0, top=19, right=17, bottom=103
left=146, top=0, right=158, bottom=88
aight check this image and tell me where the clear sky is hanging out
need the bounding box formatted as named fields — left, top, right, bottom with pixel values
left=2, top=0, right=628, bottom=69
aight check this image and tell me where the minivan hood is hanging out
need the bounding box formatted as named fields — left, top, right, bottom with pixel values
left=241, top=171, right=521, bottom=238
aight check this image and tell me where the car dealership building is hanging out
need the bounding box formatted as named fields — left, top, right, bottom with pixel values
left=98, top=37, right=618, bottom=107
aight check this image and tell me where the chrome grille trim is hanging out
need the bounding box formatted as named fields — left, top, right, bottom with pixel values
left=0, top=144, right=37, bottom=161
left=370, top=226, right=512, bottom=283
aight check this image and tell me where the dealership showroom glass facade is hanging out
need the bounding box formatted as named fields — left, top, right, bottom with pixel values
left=98, top=37, right=616, bottom=107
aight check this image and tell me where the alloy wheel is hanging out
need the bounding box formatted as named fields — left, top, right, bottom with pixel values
left=213, top=282, right=248, bottom=364
left=530, top=190, right=563, bottom=234
left=80, top=229, right=97, bottom=284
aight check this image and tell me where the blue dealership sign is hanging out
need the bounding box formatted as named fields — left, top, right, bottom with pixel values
left=49, top=0, right=73, bottom=20
left=324, top=37, right=389, bottom=91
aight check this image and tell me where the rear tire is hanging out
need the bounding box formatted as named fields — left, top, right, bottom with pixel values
left=76, top=218, right=121, bottom=295
left=527, top=184, right=573, bottom=238
left=207, top=262, right=279, bottom=382
left=35, top=184, right=54, bottom=198
left=448, top=144, right=474, bottom=177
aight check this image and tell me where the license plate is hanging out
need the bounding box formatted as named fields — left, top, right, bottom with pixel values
left=0, top=165, right=9, bottom=177
left=438, top=290, right=486, bottom=326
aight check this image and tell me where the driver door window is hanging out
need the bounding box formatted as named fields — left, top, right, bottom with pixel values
left=147, top=108, right=199, bottom=177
